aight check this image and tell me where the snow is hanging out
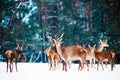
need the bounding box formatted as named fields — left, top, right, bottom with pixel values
left=0, top=62, right=119, bottom=80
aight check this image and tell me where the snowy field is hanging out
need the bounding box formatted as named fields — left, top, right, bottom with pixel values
left=0, top=62, right=119, bottom=80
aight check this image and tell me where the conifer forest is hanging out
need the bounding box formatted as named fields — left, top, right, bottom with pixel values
left=0, top=0, right=120, bottom=64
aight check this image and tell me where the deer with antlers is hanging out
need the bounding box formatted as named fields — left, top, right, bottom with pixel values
left=51, top=33, right=89, bottom=71
left=45, top=33, right=61, bottom=70
left=89, top=45, right=115, bottom=71
left=5, top=43, right=24, bottom=72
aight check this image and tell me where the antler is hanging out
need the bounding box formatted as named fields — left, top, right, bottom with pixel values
left=93, top=44, right=96, bottom=48
left=45, top=32, right=53, bottom=42
left=57, top=33, right=64, bottom=41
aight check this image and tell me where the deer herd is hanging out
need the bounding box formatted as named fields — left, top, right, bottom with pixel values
left=45, top=33, right=115, bottom=72
left=4, top=33, right=116, bottom=73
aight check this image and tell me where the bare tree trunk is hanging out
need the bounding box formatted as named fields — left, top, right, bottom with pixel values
left=87, top=1, right=91, bottom=32
left=8, top=1, right=23, bottom=26
left=44, top=3, right=48, bottom=27
left=84, top=3, right=87, bottom=31
left=38, top=6, right=42, bottom=27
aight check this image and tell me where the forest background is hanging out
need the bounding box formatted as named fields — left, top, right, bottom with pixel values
left=0, top=0, right=120, bottom=63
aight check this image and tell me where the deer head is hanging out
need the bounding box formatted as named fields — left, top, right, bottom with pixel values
left=53, top=33, right=64, bottom=46
left=100, top=39, right=109, bottom=47
left=88, top=45, right=96, bottom=55
left=17, top=43, right=23, bottom=51
left=46, top=33, right=64, bottom=47
left=45, top=33, right=56, bottom=46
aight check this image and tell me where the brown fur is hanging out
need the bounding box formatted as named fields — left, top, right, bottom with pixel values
left=5, top=44, right=23, bottom=72
left=46, top=33, right=88, bottom=71
left=45, top=47, right=60, bottom=70
left=95, top=51, right=115, bottom=71
left=84, top=40, right=109, bottom=68
left=54, top=40, right=89, bottom=71
left=89, top=46, right=115, bottom=71
left=21, top=54, right=26, bottom=62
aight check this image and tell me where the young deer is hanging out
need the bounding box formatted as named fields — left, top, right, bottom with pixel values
left=89, top=45, right=115, bottom=71
left=45, top=33, right=61, bottom=70
left=45, top=47, right=60, bottom=70
left=5, top=43, right=23, bottom=72
left=52, top=33, right=89, bottom=71
left=84, top=39, right=109, bottom=68
left=21, top=53, right=26, bottom=62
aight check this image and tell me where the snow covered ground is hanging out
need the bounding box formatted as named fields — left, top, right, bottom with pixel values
left=0, top=62, right=119, bottom=80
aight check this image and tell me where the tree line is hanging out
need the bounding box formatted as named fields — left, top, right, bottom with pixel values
left=0, top=0, right=120, bottom=63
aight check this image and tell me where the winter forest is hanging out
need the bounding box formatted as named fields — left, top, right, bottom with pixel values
left=0, top=0, right=120, bottom=64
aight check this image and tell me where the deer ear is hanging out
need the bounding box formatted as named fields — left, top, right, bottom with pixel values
left=100, top=39, right=104, bottom=43
left=22, top=44, right=24, bottom=47
left=53, top=39, right=56, bottom=43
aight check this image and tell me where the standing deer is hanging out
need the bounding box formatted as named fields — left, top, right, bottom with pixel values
left=89, top=45, right=115, bottom=71
left=5, top=43, right=23, bottom=72
left=84, top=39, right=109, bottom=68
left=52, top=33, right=89, bottom=71
left=45, top=46, right=60, bottom=70
left=45, top=33, right=61, bottom=70
left=21, top=53, right=26, bottom=62
left=95, top=40, right=110, bottom=68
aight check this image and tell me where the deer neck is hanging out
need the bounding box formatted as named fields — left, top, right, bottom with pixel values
left=96, top=44, right=104, bottom=52
left=16, top=50, right=22, bottom=55
left=56, top=45, right=63, bottom=58
left=51, top=45, right=57, bottom=53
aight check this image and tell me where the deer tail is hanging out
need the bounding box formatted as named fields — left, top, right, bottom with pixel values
left=110, top=51, right=115, bottom=58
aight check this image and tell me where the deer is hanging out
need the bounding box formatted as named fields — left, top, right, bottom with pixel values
left=52, top=33, right=89, bottom=71
left=84, top=39, right=109, bottom=68
left=89, top=45, right=115, bottom=71
left=21, top=53, right=26, bottom=62
left=45, top=47, right=60, bottom=70
left=5, top=43, right=23, bottom=72
left=45, top=33, right=61, bottom=70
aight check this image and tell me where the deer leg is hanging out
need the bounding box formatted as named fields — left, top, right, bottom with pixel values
left=57, top=60, right=60, bottom=69
left=100, top=61, right=104, bottom=71
left=54, top=57, right=57, bottom=70
left=48, top=56, right=52, bottom=70
left=97, top=61, right=100, bottom=71
left=10, top=61, right=13, bottom=72
left=108, top=58, right=114, bottom=71
left=85, top=60, right=89, bottom=71
left=80, top=60, right=84, bottom=71
left=62, top=60, right=67, bottom=71
left=54, top=61, right=56, bottom=70
left=111, top=59, right=115, bottom=71
left=78, top=60, right=81, bottom=70
left=68, top=61, right=72, bottom=68
left=90, top=59, right=93, bottom=68
left=6, top=61, right=9, bottom=72
left=15, top=61, right=18, bottom=72
left=80, top=62, right=84, bottom=71
left=62, top=60, right=65, bottom=71
left=105, top=61, right=108, bottom=68
left=11, top=62, right=13, bottom=72
left=93, top=58, right=96, bottom=69
left=65, top=62, right=67, bottom=72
